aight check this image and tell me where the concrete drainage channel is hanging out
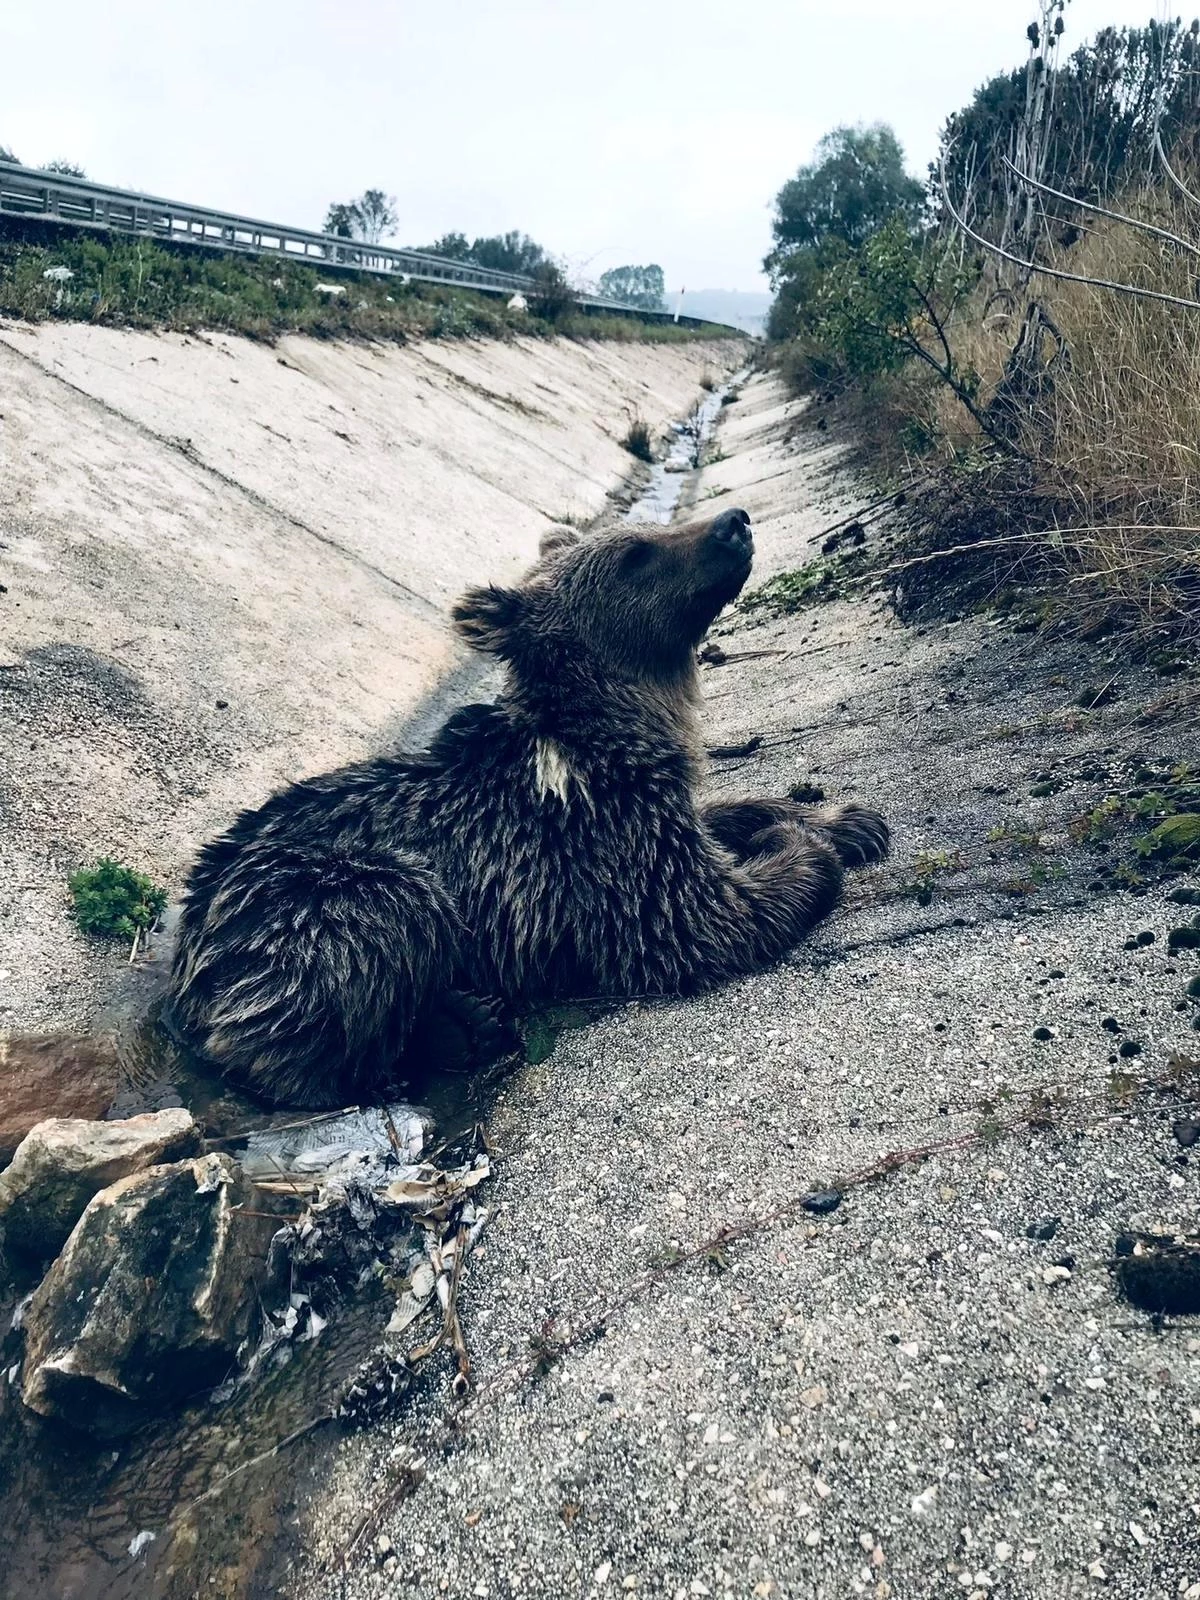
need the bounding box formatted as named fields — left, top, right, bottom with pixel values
left=625, top=372, right=747, bottom=526
left=0, top=373, right=746, bottom=1600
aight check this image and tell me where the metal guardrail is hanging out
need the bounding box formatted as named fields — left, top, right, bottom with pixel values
left=0, top=162, right=737, bottom=330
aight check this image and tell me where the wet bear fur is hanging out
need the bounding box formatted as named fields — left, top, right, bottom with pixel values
left=168, top=509, right=889, bottom=1107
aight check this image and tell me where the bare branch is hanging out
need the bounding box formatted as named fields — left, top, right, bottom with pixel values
left=1154, top=128, right=1200, bottom=212
left=939, top=159, right=1200, bottom=313
left=1002, top=153, right=1200, bottom=261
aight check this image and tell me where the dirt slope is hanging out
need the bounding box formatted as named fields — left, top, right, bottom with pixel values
left=0, top=323, right=738, bottom=1032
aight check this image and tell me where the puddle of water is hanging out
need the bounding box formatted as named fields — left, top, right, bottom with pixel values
left=624, top=371, right=748, bottom=526
left=0, top=1273, right=391, bottom=1600
left=0, top=919, right=496, bottom=1600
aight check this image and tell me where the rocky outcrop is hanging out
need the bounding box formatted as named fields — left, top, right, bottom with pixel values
left=0, top=1107, right=199, bottom=1261
left=21, top=1152, right=280, bottom=1436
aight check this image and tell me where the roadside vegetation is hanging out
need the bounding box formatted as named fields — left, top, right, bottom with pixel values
left=0, top=225, right=726, bottom=346
left=765, top=4, right=1200, bottom=653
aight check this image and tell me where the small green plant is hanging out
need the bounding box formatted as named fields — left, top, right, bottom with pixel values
left=902, top=847, right=967, bottom=906
left=1070, top=794, right=1124, bottom=845
left=69, top=858, right=166, bottom=940
left=622, top=417, right=654, bottom=462
left=1135, top=813, right=1200, bottom=864
left=1027, top=1087, right=1069, bottom=1130
left=741, top=549, right=869, bottom=617
left=987, top=823, right=1044, bottom=853
left=1003, top=862, right=1066, bottom=896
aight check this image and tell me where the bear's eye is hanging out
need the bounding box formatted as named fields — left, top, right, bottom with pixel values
left=621, top=540, right=655, bottom=570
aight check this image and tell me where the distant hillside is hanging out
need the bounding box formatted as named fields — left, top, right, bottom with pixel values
left=669, top=288, right=771, bottom=335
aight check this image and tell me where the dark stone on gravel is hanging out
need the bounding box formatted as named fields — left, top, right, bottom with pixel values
left=1136, top=930, right=1155, bottom=946
left=1168, top=924, right=1200, bottom=952
left=1118, top=1039, right=1143, bottom=1058
left=1174, top=1121, right=1200, bottom=1149
left=1102, top=1016, right=1121, bottom=1033
left=1032, top=1026, right=1053, bottom=1041
left=1027, top=1216, right=1060, bottom=1241
left=708, top=735, right=761, bottom=759
left=787, top=780, right=825, bottom=803
left=802, top=1189, right=843, bottom=1215
left=1114, top=1231, right=1200, bottom=1316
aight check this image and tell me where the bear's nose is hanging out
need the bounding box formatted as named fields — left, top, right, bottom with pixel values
left=709, top=507, right=753, bottom=557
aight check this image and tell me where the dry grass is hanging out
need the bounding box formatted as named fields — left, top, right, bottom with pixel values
left=914, top=184, right=1200, bottom=645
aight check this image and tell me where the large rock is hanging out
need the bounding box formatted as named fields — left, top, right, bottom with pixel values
left=21, top=1153, right=279, bottom=1436
left=0, top=1035, right=122, bottom=1164
left=0, top=1108, right=199, bottom=1260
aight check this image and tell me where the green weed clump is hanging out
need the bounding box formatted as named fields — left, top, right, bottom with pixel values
left=740, top=549, right=869, bottom=617
left=69, top=858, right=166, bottom=939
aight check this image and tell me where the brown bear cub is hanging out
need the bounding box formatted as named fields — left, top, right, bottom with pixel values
left=169, top=509, right=888, bottom=1107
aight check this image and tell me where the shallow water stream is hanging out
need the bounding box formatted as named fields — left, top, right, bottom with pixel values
left=624, top=372, right=744, bottom=524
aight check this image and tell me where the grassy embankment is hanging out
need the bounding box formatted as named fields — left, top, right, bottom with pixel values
left=0, top=226, right=731, bottom=346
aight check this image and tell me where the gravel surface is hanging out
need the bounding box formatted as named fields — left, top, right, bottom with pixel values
left=297, top=372, right=1200, bottom=1600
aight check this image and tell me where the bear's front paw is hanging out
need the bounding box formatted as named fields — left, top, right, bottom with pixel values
left=822, top=803, right=890, bottom=868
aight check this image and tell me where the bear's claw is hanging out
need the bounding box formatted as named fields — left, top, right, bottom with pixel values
left=811, top=802, right=890, bottom=868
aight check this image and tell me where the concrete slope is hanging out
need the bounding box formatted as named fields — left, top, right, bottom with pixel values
left=306, top=373, right=1198, bottom=1600
left=0, top=322, right=738, bottom=1031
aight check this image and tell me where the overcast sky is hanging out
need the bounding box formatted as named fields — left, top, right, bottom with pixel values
left=3, top=0, right=1180, bottom=294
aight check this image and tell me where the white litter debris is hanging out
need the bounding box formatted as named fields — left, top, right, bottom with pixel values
left=128, top=1530, right=156, bottom=1559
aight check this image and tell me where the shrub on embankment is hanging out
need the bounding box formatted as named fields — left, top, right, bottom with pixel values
left=764, top=12, right=1200, bottom=652
left=0, top=224, right=734, bottom=347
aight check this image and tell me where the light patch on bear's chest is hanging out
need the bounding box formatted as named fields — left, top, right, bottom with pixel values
left=534, top=738, right=587, bottom=804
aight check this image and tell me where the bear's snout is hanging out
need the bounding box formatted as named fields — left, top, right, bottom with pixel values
left=708, top=508, right=753, bottom=563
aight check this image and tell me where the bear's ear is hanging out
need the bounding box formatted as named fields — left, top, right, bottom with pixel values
left=539, top=524, right=582, bottom=559
left=451, top=584, right=527, bottom=654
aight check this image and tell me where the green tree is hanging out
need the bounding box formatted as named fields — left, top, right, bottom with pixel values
left=1, top=144, right=20, bottom=163
left=598, top=264, right=666, bottom=310
left=766, top=124, right=925, bottom=281
left=324, top=202, right=358, bottom=238
left=527, top=260, right=575, bottom=323
left=425, top=231, right=472, bottom=259
left=323, top=190, right=398, bottom=244
left=467, top=231, right=547, bottom=275
left=44, top=159, right=87, bottom=178
left=812, top=216, right=991, bottom=435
